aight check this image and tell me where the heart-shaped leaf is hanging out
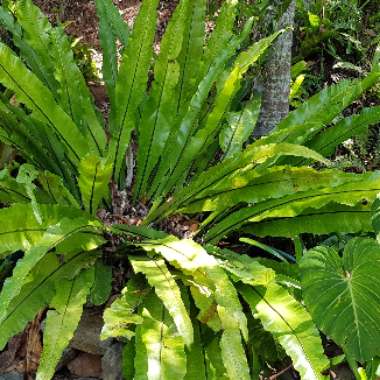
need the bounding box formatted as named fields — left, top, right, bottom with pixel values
left=300, top=238, right=380, bottom=362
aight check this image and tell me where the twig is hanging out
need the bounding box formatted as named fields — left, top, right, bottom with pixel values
left=269, top=364, right=293, bottom=380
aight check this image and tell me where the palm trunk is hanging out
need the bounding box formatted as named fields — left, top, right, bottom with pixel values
left=254, top=0, right=296, bottom=137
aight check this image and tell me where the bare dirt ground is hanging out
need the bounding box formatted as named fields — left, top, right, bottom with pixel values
left=33, top=0, right=177, bottom=47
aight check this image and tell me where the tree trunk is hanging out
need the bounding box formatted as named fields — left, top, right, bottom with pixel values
left=254, top=0, right=296, bottom=137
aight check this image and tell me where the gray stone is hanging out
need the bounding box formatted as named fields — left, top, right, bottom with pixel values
left=101, top=342, right=123, bottom=380
left=332, top=364, right=355, bottom=380
left=56, top=347, right=77, bottom=371
left=67, top=352, right=102, bottom=378
left=70, top=309, right=107, bottom=355
left=0, top=372, right=23, bottom=380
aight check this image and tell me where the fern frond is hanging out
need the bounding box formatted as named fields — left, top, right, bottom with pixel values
left=0, top=248, right=100, bottom=349
left=0, top=43, right=89, bottom=164
left=95, top=0, right=129, bottom=105
left=204, top=336, right=229, bottom=379
left=108, top=0, right=159, bottom=185
left=36, top=268, right=95, bottom=380
left=205, top=171, right=380, bottom=242
left=181, top=167, right=377, bottom=213
left=176, top=0, right=206, bottom=115
left=0, top=217, right=101, bottom=331
left=147, top=31, right=247, bottom=199
left=134, top=291, right=187, bottom=380
left=203, top=0, right=238, bottom=74
left=219, top=95, right=261, bottom=159
left=240, top=283, right=329, bottom=380
left=220, top=329, right=250, bottom=380
left=147, top=143, right=328, bottom=222
left=101, top=274, right=149, bottom=340
left=244, top=203, right=374, bottom=238
left=78, top=154, right=112, bottom=214
left=38, top=171, right=80, bottom=208
left=265, top=73, right=380, bottom=143
left=130, top=256, right=194, bottom=347
left=134, top=0, right=190, bottom=198
left=0, top=168, right=35, bottom=203
left=307, top=105, right=380, bottom=157
left=138, top=237, right=248, bottom=341
left=48, top=26, right=106, bottom=154
left=90, top=261, right=112, bottom=306
left=184, top=318, right=207, bottom=380
left=207, top=246, right=276, bottom=287
left=13, top=0, right=57, bottom=91
left=162, top=31, right=280, bottom=195
left=0, top=204, right=89, bottom=257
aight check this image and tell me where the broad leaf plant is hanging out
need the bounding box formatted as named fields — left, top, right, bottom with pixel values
left=0, top=0, right=379, bottom=379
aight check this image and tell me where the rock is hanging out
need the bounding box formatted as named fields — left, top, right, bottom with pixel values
left=67, top=352, right=103, bottom=379
left=56, top=348, right=77, bottom=371
left=0, top=334, right=26, bottom=372
left=101, top=342, right=123, bottom=380
left=0, top=372, right=23, bottom=380
left=331, top=364, right=355, bottom=380
left=70, top=309, right=107, bottom=355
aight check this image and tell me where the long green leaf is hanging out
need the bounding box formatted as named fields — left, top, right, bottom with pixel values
left=0, top=217, right=101, bottom=330
left=48, top=26, right=106, bottom=154
left=108, top=0, right=159, bottom=185
left=0, top=99, right=78, bottom=190
left=148, top=31, right=249, bottom=200
left=101, top=274, right=149, bottom=340
left=134, top=291, right=187, bottom=380
left=207, top=246, right=276, bottom=287
left=95, top=0, right=129, bottom=105
left=38, top=171, right=80, bottom=208
left=240, top=283, right=329, bottom=380
left=251, top=73, right=380, bottom=157
left=204, top=336, right=229, bottom=379
left=0, top=168, right=35, bottom=203
left=0, top=42, right=89, bottom=163
left=90, top=261, right=112, bottom=306
left=36, top=268, right=95, bottom=380
left=176, top=0, right=206, bottom=115
left=78, top=153, right=112, bottom=214
left=6, top=0, right=103, bottom=153
left=184, top=318, right=207, bottom=380
left=275, top=73, right=380, bottom=132
left=219, top=95, right=261, bottom=159
left=147, top=143, right=329, bottom=222
left=134, top=0, right=189, bottom=198
left=307, top=106, right=380, bottom=157
left=130, top=256, right=193, bottom=347
left=220, top=329, right=251, bottom=380
left=0, top=105, right=49, bottom=171
left=205, top=171, right=380, bottom=242
left=181, top=167, right=370, bottom=214
left=0, top=204, right=89, bottom=257
left=123, top=338, right=136, bottom=380
left=138, top=236, right=248, bottom=340
left=13, top=0, right=57, bottom=91
left=0, top=249, right=99, bottom=349
left=161, top=31, right=280, bottom=196
left=244, top=203, right=374, bottom=238
left=202, top=0, right=238, bottom=74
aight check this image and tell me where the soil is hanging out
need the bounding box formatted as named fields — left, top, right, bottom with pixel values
left=33, top=0, right=177, bottom=48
